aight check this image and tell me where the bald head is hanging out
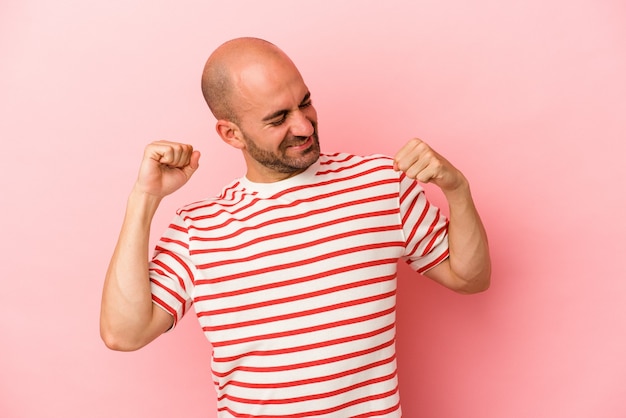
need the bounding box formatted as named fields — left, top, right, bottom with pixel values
left=201, top=37, right=298, bottom=123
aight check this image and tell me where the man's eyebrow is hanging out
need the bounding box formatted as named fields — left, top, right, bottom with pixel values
left=262, top=92, right=311, bottom=122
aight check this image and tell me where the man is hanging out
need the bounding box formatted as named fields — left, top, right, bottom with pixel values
left=100, top=37, right=490, bottom=417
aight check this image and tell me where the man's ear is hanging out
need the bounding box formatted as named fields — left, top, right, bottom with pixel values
left=215, top=120, right=245, bottom=150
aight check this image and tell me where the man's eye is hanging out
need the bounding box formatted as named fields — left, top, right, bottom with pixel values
left=270, top=115, right=287, bottom=126
left=299, top=101, right=312, bottom=109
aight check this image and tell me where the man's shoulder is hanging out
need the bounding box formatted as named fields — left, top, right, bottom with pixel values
left=317, top=152, right=396, bottom=177
left=319, top=152, right=393, bottom=169
left=320, top=151, right=392, bottom=162
left=174, top=178, right=249, bottom=218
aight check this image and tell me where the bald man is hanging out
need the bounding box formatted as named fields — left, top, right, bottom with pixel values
left=101, top=37, right=490, bottom=417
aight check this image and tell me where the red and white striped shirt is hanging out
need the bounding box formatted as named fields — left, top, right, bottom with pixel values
left=149, top=152, right=449, bottom=417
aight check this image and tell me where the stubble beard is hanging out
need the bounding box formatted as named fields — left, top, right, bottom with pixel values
left=243, top=130, right=321, bottom=175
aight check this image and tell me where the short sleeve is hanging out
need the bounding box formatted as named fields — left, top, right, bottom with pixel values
left=398, top=173, right=450, bottom=273
left=149, top=213, right=197, bottom=329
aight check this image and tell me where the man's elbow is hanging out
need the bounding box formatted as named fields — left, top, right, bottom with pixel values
left=100, top=325, right=146, bottom=352
left=454, top=270, right=491, bottom=295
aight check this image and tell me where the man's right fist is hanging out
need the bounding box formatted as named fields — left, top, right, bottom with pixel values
left=135, top=141, right=201, bottom=198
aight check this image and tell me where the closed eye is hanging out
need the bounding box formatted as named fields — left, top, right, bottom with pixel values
left=263, top=92, right=312, bottom=126
left=299, top=92, right=312, bottom=109
left=269, top=113, right=288, bottom=126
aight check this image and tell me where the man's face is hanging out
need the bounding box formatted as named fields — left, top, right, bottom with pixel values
left=239, top=96, right=320, bottom=177
left=231, top=60, right=321, bottom=182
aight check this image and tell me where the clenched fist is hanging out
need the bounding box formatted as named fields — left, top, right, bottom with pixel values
left=135, top=140, right=201, bottom=198
left=393, top=138, right=467, bottom=193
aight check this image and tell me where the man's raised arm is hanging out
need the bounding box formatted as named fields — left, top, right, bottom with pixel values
left=100, top=141, right=200, bottom=351
left=394, top=138, right=491, bottom=294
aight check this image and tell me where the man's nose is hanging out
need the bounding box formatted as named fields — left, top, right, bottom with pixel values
left=290, top=110, right=314, bottom=138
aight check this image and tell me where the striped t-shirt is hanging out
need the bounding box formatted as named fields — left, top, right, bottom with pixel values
left=149, top=152, right=449, bottom=417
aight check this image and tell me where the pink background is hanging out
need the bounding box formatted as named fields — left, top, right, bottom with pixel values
left=1, top=1, right=625, bottom=417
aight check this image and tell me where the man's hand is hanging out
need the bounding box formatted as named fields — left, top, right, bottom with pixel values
left=393, top=138, right=466, bottom=193
left=135, top=140, right=201, bottom=198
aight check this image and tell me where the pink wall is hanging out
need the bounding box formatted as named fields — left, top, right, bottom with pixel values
left=1, top=1, right=625, bottom=417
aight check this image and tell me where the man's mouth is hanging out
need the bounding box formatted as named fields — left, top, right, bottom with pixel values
left=286, top=136, right=313, bottom=150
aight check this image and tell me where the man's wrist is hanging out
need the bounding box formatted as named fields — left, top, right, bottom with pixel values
left=127, top=185, right=163, bottom=221
left=442, top=176, right=472, bottom=205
